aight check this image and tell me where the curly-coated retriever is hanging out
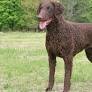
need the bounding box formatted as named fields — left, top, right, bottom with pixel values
left=37, top=0, right=92, bottom=92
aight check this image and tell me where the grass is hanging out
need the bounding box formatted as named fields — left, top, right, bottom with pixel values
left=0, top=32, right=92, bottom=92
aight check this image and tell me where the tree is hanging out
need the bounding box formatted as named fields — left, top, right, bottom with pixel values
left=60, top=0, right=92, bottom=22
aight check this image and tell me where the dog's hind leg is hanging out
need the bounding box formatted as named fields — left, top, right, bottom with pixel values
left=85, top=48, right=92, bottom=63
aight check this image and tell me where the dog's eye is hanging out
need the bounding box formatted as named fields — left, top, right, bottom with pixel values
left=47, top=6, right=50, bottom=10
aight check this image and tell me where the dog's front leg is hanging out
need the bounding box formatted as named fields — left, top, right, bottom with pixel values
left=46, top=54, right=56, bottom=92
left=63, top=56, right=73, bottom=92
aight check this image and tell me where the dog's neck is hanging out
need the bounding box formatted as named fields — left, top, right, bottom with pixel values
left=47, top=15, right=66, bottom=33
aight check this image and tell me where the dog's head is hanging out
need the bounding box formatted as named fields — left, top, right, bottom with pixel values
left=37, top=0, right=64, bottom=30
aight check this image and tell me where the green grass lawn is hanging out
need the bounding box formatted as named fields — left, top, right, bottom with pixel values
left=0, top=32, right=92, bottom=92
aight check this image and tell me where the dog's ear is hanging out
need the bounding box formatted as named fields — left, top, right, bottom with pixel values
left=52, top=2, right=64, bottom=16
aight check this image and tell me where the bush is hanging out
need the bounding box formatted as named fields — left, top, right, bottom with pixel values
left=0, top=0, right=25, bottom=31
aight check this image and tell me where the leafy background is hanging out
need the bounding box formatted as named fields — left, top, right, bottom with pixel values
left=0, top=0, right=92, bottom=31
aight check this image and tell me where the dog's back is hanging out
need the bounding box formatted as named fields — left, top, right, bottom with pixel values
left=64, top=21, right=92, bottom=62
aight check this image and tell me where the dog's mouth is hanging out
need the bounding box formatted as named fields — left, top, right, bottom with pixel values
left=39, top=18, right=52, bottom=30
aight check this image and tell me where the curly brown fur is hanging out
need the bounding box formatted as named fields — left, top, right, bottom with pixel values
left=37, top=1, right=92, bottom=92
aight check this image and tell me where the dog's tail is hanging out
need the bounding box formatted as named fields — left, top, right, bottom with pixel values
left=85, top=48, right=92, bottom=63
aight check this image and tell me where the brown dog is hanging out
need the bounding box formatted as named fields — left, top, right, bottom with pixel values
left=37, top=1, right=92, bottom=92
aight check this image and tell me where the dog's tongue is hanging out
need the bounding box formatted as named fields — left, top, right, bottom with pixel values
left=39, top=21, right=47, bottom=30
left=39, top=19, right=52, bottom=30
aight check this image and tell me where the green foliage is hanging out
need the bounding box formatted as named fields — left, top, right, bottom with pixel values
left=21, top=0, right=40, bottom=28
left=1, top=0, right=92, bottom=31
left=0, top=0, right=25, bottom=31
left=73, top=0, right=92, bottom=22
left=61, top=0, right=92, bottom=22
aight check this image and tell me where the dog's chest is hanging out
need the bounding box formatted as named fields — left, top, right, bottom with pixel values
left=46, top=32, right=72, bottom=56
left=46, top=36, right=61, bottom=56
left=46, top=34, right=61, bottom=50
left=46, top=32, right=73, bottom=57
